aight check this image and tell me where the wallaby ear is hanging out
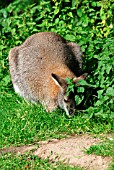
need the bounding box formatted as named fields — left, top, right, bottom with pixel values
left=51, top=73, right=66, bottom=88
left=73, top=73, right=88, bottom=84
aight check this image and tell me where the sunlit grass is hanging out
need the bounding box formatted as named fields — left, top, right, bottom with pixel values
left=0, top=91, right=113, bottom=149
left=0, top=153, right=84, bottom=170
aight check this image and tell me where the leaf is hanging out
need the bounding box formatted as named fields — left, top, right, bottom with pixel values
left=97, top=90, right=104, bottom=99
left=65, top=34, right=75, bottom=41
left=54, top=8, right=59, bottom=15
left=64, top=0, right=70, bottom=2
left=2, top=75, right=11, bottom=86
left=94, top=100, right=102, bottom=106
left=106, top=87, right=114, bottom=96
left=103, top=96, right=109, bottom=101
left=84, top=107, right=94, bottom=119
left=106, top=65, right=112, bottom=74
left=69, top=84, right=75, bottom=92
left=72, top=0, right=77, bottom=7
left=66, top=78, right=75, bottom=96
left=55, top=18, right=59, bottom=24
left=82, top=15, right=89, bottom=27
left=83, top=19, right=88, bottom=27
left=66, top=77, right=73, bottom=84
left=75, top=95, right=84, bottom=105
left=110, top=112, right=114, bottom=119
left=77, top=9, right=82, bottom=17
left=77, top=79, right=95, bottom=87
left=77, top=87, right=85, bottom=93
left=91, top=2, right=96, bottom=7
left=68, top=12, right=73, bottom=18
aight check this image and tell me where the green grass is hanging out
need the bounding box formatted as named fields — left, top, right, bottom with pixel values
left=0, top=91, right=114, bottom=169
left=0, top=91, right=113, bottom=149
left=0, top=153, right=83, bottom=170
left=0, top=91, right=87, bottom=170
left=85, top=135, right=114, bottom=170
left=86, top=135, right=114, bottom=157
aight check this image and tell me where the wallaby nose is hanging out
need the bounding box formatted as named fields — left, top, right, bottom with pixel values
left=69, top=110, right=74, bottom=116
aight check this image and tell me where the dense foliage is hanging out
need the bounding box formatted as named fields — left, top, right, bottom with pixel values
left=0, top=0, right=114, bottom=120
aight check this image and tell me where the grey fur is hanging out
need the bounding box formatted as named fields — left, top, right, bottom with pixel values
left=9, top=32, right=87, bottom=116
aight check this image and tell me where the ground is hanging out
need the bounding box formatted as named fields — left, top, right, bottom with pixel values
left=0, top=134, right=112, bottom=170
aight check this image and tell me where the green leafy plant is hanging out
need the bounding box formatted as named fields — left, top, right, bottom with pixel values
left=0, top=0, right=114, bottom=121
left=66, top=77, right=95, bottom=106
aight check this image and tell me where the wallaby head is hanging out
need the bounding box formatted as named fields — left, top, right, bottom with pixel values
left=51, top=73, right=88, bottom=116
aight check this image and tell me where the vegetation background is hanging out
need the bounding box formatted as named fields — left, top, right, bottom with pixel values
left=0, top=0, right=114, bottom=119
left=0, top=0, right=114, bottom=169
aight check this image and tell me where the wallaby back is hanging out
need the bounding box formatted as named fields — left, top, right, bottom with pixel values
left=9, top=32, right=87, bottom=116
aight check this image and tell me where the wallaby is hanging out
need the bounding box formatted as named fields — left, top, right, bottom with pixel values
left=9, top=32, right=87, bottom=116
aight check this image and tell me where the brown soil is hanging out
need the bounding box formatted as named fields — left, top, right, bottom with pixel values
left=0, top=135, right=112, bottom=170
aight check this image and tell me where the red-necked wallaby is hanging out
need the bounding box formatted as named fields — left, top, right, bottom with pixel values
left=9, top=32, right=87, bottom=116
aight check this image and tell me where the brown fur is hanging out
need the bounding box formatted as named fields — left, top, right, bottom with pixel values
left=9, top=32, right=86, bottom=115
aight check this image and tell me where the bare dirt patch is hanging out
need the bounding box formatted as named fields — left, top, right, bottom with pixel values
left=0, top=145, right=36, bottom=155
left=0, top=135, right=112, bottom=170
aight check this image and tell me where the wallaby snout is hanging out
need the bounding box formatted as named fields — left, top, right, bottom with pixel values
left=9, top=32, right=87, bottom=116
